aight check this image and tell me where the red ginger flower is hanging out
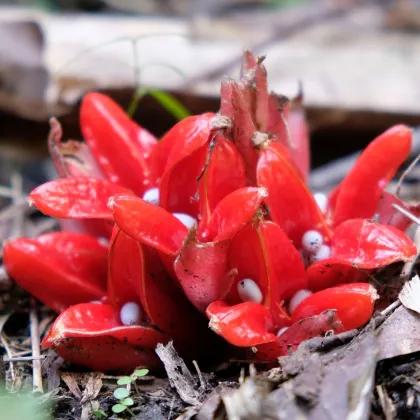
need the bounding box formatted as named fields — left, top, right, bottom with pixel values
left=3, top=51, right=418, bottom=370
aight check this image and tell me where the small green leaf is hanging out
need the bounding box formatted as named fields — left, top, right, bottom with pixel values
left=134, top=368, right=149, bottom=377
left=92, top=409, right=107, bottom=419
left=114, top=387, right=129, bottom=399
left=117, top=376, right=132, bottom=385
left=112, top=404, right=127, bottom=414
left=121, top=397, right=134, bottom=406
left=148, top=89, right=191, bottom=121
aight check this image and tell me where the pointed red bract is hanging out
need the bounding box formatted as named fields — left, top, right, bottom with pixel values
left=286, top=93, right=310, bottom=181
left=43, top=303, right=168, bottom=347
left=257, top=144, right=331, bottom=247
left=29, top=177, right=132, bottom=220
left=332, top=219, right=416, bottom=267
left=111, top=196, right=187, bottom=255
left=48, top=117, right=104, bottom=179
left=292, top=283, right=378, bottom=330
left=206, top=301, right=276, bottom=347
left=4, top=235, right=106, bottom=313
left=107, top=227, right=145, bottom=308
left=200, top=187, right=267, bottom=242
left=307, top=219, right=416, bottom=290
left=174, top=232, right=231, bottom=312
left=333, top=125, right=412, bottom=226
left=255, top=310, right=344, bottom=360
left=159, top=113, right=215, bottom=216
left=227, top=221, right=307, bottom=326
left=80, top=92, right=158, bottom=196
left=197, top=137, right=246, bottom=233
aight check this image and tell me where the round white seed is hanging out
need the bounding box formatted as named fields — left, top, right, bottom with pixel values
left=314, top=193, right=327, bottom=213
left=172, top=213, right=197, bottom=230
left=277, top=327, right=289, bottom=337
left=310, top=244, right=332, bottom=263
left=142, top=187, right=160, bottom=205
left=288, top=289, right=313, bottom=314
left=237, top=279, right=263, bottom=304
left=301, top=230, right=323, bottom=253
left=120, top=302, right=142, bottom=326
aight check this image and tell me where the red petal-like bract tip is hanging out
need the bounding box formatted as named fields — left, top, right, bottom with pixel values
left=227, top=221, right=307, bottom=326
left=206, top=301, right=276, bottom=347
left=286, top=93, right=310, bottom=182
left=111, top=195, right=187, bottom=255
left=199, top=187, right=267, bottom=242
left=292, top=283, right=378, bottom=331
left=29, top=177, right=132, bottom=220
left=220, top=79, right=259, bottom=185
left=80, top=92, right=158, bottom=196
left=4, top=233, right=107, bottom=313
left=42, top=303, right=166, bottom=371
left=174, top=231, right=231, bottom=312
left=48, top=117, right=104, bottom=179
left=107, top=227, right=145, bottom=308
left=266, top=93, right=289, bottom=146
left=333, top=125, right=412, bottom=226
left=332, top=219, right=417, bottom=268
left=197, top=136, right=246, bottom=234
left=308, top=218, right=416, bottom=290
left=255, top=310, right=344, bottom=360
left=240, top=49, right=258, bottom=78
left=257, top=144, right=332, bottom=247
left=159, top=113, right=215, bottom=216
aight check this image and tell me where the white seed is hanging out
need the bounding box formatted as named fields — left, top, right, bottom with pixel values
left=301, top=230, right=323, bottom=253
left=314, top=193, right=327, bottom=213
left=310, top=244, right=332, bottom=264
left=288, top=289, right=313, bottom=314
left=142, top=187, right=160, bottom=205
left=237, top=279, right=263, bottom=304
left=120, top=302, right=142, bottom=326
left=277, top=327, right=289, bottom=337
left=173, top=213, right=197, bottom=230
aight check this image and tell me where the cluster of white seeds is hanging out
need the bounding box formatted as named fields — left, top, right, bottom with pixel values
left=300, top=229, right=331, bottom=266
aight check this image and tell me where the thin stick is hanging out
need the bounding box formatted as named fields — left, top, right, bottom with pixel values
left=4, top=356, right=46, bottom=362
left=0, top=335, right=15, bottom=385
left=392, top=204, right=420, bottom=226
left=381, top=299, right=401, bottom=317
left=30, top=299, right=43, bottom=393
left=192, top=360, right=206, bottom=390
left=396, top=153, right=420, bottom=197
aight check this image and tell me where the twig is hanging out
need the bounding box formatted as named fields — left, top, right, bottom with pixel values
left=392, top=204, right=420, bottom=226
left=4, top=356, right=46, bottom=362
left=380, top=299, right=401, bottom=317
left=192, top=360, right=206, bottom=390
left=396, top=153, right=420, bottom=197
left=30, top=299, right=43, bottom=393
left=0, top=335, right=15, bottom=385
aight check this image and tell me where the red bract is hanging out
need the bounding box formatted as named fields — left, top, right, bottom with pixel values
left=80, top=92, right=158, bottom=196
left=3, top=232, right=107, bottom=313
left=3, top=51, right=418, bottom=371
